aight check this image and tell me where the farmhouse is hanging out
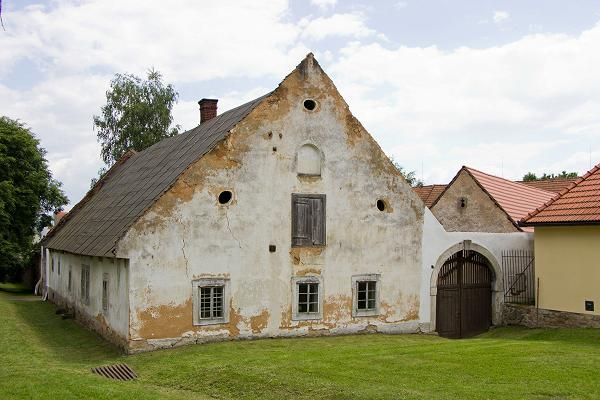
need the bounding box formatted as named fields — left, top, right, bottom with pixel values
left=41, top=54, right=427, bottom=352
left=520, top=163, right=600, bottom=327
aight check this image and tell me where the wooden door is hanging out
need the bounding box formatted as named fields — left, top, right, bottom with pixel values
left=436, top=250, right=492, bottom=338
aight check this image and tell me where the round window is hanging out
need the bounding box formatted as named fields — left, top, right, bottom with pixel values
left=303, top=99, right=317, bottom=111
left=377, top=199, right=386, bottom=212
left=218, top=190, right=233, bottom=205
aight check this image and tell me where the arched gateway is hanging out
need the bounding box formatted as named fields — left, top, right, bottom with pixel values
left=436, top=250, right=494, bottom=338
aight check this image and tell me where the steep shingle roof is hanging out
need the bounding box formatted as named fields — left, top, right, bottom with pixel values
left=522, top=164, right=600, bottom=225
left=43, top=94, right=269, bottom=257
left=413, top=184, right=447, bottom=207
left=517, top=178, right=578, bottom=194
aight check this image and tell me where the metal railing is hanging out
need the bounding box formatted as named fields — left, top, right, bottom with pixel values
left=502, top=250, right=535, bottom=305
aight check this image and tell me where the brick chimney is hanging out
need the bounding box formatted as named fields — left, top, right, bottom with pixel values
left=198, top=98, right=218, bottom=124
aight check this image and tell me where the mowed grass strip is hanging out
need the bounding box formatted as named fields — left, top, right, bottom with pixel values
left=1, top=284, right=600, bottom=400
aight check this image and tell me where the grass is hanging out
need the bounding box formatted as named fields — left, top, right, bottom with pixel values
left=1, top=284, right=600, bottom=399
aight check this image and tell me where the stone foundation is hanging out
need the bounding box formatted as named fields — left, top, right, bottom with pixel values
left=127, top=320, right=424, bottom=354
left=504, top=303, right=600, bottom=328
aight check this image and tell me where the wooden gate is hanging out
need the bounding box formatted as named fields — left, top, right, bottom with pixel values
left=436, top=250, right=493, bottom=338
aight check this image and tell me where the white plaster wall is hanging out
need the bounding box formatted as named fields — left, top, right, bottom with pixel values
left=46, top=250, right=129, bottom=340
left=117, top=58, right=425, bottom=349
left=420, top=208, right=533, bottom=330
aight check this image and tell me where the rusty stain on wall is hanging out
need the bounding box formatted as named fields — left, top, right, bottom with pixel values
left=137, top=299, right=193, bottom=339
left=289, top=247, right=324, bottom=265
left=249, top=309, right=270, bottom=333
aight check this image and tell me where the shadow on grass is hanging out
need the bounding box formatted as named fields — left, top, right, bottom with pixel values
left=4, top=291, right=124, bottom=365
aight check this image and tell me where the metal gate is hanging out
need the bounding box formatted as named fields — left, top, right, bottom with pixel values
left=436, top=250, right=493, bottom=338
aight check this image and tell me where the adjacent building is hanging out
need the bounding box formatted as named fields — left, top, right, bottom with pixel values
left=521, top=164, right=600, bottom=325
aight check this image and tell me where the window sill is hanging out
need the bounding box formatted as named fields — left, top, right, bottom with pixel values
left=292, top=313, right=323, bottom=321
left=353, top=310, right=379, bottom=318
left=193, top=318, right=229, bottom=327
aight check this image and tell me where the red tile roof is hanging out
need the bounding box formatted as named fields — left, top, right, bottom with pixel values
left=464, top=167, right=556, bottom=226
left=522, top=163, right=600, bottom=225
left=516, top=178, right=578, bottom=194
left=423, top=166, right=556, bottom=232
left=413, top=184, right=447, bottom=207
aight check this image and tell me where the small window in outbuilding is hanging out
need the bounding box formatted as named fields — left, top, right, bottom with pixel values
left=297, top=144, right=321, bottom=176
left=192, top=279, right=230, bottom=326
left=352, top=274, right=380, bottom=317
left=459, top=197, right=468, bottom=209
left=218, top=190, right=232, bottom=205
left=68, top=266, right=72, bottom=292
left=102, top=273, right=109, bottom=312
left=81, top=264, right=90, bottom=304
left=292, top=276, right=323, bottom=321
left=303, top=99, right=317, bottom=111
left=377, top=200, right=386, bottom=211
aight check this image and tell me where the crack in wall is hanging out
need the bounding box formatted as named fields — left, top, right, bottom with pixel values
left=180, top=222, right=190, bottom=279
left=225, top=211, right=242, bottom=249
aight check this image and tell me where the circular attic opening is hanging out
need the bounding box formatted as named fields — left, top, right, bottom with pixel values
left=218, top=190, right=233, bottom=205
left=303, top=99, right=317, bottom=111
left=376, top=199, right=386, bottom=212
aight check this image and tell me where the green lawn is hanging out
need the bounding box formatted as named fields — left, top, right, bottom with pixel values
left=1, top=284, right=600, bottom=400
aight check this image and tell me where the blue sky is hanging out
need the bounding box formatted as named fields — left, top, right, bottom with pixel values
left=1, top=0, right=600, bottom=207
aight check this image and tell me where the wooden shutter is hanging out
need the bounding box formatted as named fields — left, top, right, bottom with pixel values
left=310, top=197, right=325, bottom=245
left=292, top=194, right=326, bottom=246
left=292, top=196, right=312, bottom=246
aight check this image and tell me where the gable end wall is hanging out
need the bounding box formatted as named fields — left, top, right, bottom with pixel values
left=431, top=170, right=517, bottom=233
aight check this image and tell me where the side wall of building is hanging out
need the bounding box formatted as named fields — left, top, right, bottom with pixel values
left=535, top=225, right=600, bottom=316
left=46, top=249, right=130, bottom=348
left=118, top=58, right=425, bottom=352
left=431, top=170, right=517, bottom=233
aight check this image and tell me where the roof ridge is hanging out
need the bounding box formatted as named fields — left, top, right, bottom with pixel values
left=464, top=165, right=556, bottom=196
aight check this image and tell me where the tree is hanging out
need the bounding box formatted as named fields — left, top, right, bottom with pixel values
left=0, top=117, right=68, bottom=281
left=522, top=171, right=578, bottom=181
left=94, top=69, right=180, bottom=168
left=390, top=156, right=423, bottom=187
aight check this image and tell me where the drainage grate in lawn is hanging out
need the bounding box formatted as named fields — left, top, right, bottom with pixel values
left=91, top=364, right=137, bottom=381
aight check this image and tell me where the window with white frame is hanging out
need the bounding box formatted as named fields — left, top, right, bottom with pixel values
left=81, top=264, right=90, bottom=304
left=352, top=274, right=380, bottom=317
left=102, top=273, right=109, bottom=313
left=192, top=279, right=230, bottom=326
left=292, top=276, right=323, bottom=320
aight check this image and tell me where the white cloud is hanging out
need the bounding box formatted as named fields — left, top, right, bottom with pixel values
left=396, top=1, right=408, bottom=10
left=1, top=0, right=599, bottom=206
left=493, top=10, right=510, bottom=24
left=328, top=24, right=600, bottom=183
left=0, top=0, right=305, bottom=82
left=310, top=0, right=337, bottom=10
left=299, top=13, right=375, bottom=41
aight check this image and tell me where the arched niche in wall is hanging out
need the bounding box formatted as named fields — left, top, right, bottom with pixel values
left=297, top=143, right=322, bottom=176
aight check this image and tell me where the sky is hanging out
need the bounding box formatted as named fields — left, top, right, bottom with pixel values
left=1, top=0, right=600, bottom=208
